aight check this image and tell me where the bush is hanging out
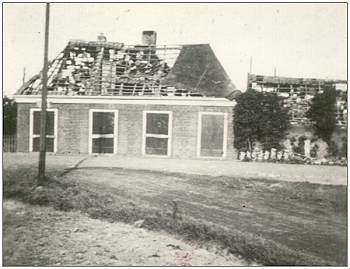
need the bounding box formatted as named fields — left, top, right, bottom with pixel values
left=3, top=96, right=17, bottom=135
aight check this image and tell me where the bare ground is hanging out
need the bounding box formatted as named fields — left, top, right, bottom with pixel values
left=4, top=153, right=347, bottom=185
left=80, top=155, right=347, bottom=185
left=3, top=153, right=347, bottom=265
left=64, top=166, right=347, bottom=265
left=3, top=200, right=248, bottom=266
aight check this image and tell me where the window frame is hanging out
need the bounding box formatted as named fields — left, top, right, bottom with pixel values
left=197, top=111, right=228, bottom=159
left=142, top=110, right=172, bottom=157
left=88, top=109, right=119, bottom=154
left=29, top=108, right=58, bottom=153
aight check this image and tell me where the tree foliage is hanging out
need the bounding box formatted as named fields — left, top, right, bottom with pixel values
left=233, top=90, right=290, bottom=151
left=3, top=96, right=17, bottom=135
left=307, top=85, right=337, bottom=144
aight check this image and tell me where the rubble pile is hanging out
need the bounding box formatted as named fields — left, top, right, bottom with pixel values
left=248, top=74, right=347, bottom=127
left=238, top=149, right=347, bottom=166
left=19, top=40, right=203, bottom=97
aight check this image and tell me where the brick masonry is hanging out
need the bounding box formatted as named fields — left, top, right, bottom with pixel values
left=16, top=102, right=236, bottom=160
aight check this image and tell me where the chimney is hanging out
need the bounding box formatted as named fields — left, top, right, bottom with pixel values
left=97, top=33, right=107, bottom=42
left=142, top=31, right=157, bottom=46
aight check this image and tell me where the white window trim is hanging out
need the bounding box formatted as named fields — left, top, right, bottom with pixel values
left=197, top=112, right=228, bottom=159
left=142, top=110, right=173, bottom=158
left=29, top=108, right=58, bottom=153
left=88, top=109, right=118, bottom=155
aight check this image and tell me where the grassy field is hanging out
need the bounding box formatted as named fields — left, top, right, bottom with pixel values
left=3, top=154, right=347, bottom=266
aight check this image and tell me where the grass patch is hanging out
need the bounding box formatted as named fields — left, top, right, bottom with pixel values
left=4, top=166, right=343, bottom=266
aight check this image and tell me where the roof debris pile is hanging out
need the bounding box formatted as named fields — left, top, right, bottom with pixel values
left=17, top=33, right=236, bottom=98
left=20, top=40, right=185, bottom=96
left=248, top=74, right=347, bottom=127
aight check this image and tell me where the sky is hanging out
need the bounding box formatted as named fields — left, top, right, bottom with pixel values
left=3, top=3, right=347, bottom=96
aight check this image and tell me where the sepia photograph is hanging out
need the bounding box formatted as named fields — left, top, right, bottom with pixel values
left=2, top=2, right=347, bottom=266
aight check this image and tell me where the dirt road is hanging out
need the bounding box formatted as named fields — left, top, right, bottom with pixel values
left=4, top=153, right=347, bottom=185
left=64, top=166, right=347, bottom=265
left=80, top=155, right=347, bottom=185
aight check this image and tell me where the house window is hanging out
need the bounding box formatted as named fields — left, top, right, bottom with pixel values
left=143, top=111, right=172, bottom=156
left=197, top=112, right=227, bottom=158
left=29, top=108, right=58, bottom=152
left=89, top=110, right=118, bottom=154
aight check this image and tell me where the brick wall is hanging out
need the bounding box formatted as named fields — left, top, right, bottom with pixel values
left=17, top=103, right=33, bottom=152
left=16, top=102, right=236, bottom=159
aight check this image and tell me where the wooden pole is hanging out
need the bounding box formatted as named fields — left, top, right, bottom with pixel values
left=38, top=3, right=50, bottom=184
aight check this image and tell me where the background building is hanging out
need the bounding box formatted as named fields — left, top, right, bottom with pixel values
left=247, top=73, right=347, bottom=128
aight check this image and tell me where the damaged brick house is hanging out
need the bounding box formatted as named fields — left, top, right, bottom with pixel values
left=14, top=31, right=239, bottom=159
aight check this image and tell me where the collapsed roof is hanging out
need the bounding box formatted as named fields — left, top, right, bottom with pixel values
left=248, top=73, right=347, bottom=87
left=248, top=73, right=347, bottom=126
left=17, top=32, right=237, bottom=99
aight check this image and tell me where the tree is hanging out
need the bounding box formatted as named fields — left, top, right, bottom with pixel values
left=307, top=85, right=337, bottom=144
left=3, top=96, right=17, bottom=135
left=233, top=90, right=289, bottom=152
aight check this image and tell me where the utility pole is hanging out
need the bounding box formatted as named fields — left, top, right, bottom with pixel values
left=38, top=3, right=50, bottom=185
